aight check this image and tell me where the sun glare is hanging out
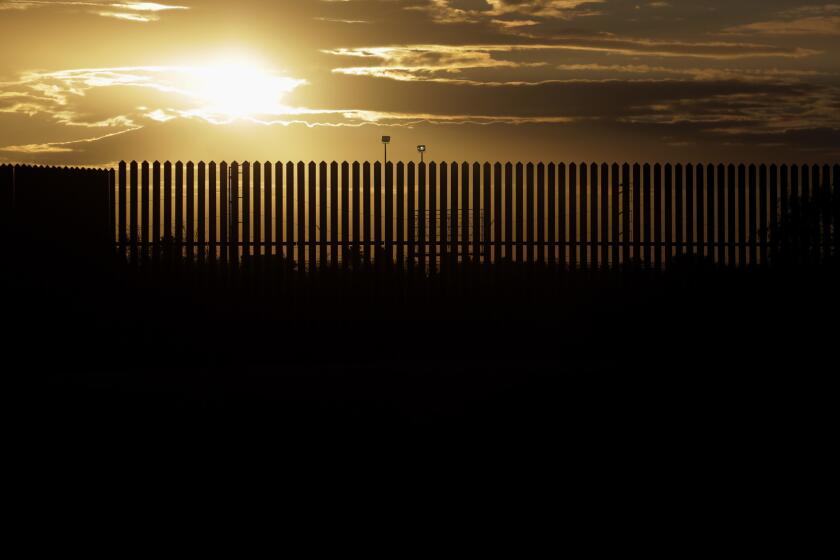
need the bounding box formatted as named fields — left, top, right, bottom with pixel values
left=172, top=60, right=305, bottom=121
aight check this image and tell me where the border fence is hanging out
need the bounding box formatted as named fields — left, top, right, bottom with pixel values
left=1, top=163, right=112, bottom=261
left=2, top=161, right=837, bottom=270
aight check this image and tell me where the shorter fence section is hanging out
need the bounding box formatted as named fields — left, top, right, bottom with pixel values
left=1, top=163, right=112, bottom=260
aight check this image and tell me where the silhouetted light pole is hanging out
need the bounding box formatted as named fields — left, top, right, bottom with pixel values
left=417, top=144, right=426, bottom=163
left=382, top=136, right=390, bottom=164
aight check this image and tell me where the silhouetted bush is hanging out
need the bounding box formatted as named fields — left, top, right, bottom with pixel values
left=770, top=186, right=837, bottom=268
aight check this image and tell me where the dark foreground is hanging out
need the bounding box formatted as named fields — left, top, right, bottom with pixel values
left=6, top=255, right=836, bottom=548
left=8, top=253, right=837, bottom=448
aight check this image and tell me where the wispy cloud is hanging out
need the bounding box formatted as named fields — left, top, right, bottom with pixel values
left=623, top=87, right=840, bottom=135
left=408, top=0, right=604, bottom=24
left=0, top=1, right=188, bottom=22
left=328, top=110, right=578, bottom=126
left=325, top=40, right=820, bottom=86
left=1, top=127, right=138, bottom=153
left=722, top=4, right=840, bottom=36
left=0, top=143, right=74, bottom=153
left=0, top=65, right=306, bottom=127
left=552, top=64, right=828, bottom=84
left=314, top=16, right=369, bottom=24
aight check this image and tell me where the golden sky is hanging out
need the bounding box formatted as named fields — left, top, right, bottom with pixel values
left=1, top=0, right=838, bottom=165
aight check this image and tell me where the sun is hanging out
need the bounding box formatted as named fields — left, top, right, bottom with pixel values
left=173, top=58, right=305, bottom=121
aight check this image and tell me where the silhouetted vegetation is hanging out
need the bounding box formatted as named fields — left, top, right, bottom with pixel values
left=770, top=183, right=838, bottom=268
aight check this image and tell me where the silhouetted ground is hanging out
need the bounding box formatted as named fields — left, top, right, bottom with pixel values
left=7, top=247, right=837, bottom=456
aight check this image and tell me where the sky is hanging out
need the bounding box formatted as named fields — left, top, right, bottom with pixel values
left=1, top=0, right=839, bottom=166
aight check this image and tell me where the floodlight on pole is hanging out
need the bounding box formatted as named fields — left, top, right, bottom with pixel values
left=381, top=136, right=391, bottom=164
left=417, top=144, right=426, bottom=163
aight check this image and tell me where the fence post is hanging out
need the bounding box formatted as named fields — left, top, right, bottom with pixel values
left=590, top=163, right=599, bottom=268
left=230, top=161, right=239, bottom=265
left=118, top=161, right=127, bottom=259
left=512, top=162, right=522, bottom=263
left=363, top=161, right=371, bottom=266
left=385, top=161, right=394, bottom=265
left=504, top=162, right=512, bottom=263
left=697, top=163, right=706, bottom=260
left=620, top=164, right=630, bottom=266
left=351, top=161, right=360, bottom=268
left=198, top=161, right=206, bottom=265
left=285, top=162, right=295, bottom=269
left=521, top=162, right=535, bottom=262
left=706, top=164, right=715, bottom=262
left=801, top=165, right=811, bottom=265
left=274, top=161, right=284, bottom=262
left=209, top=162, right=217, bottom=264
left=664, top=164, right=673, bottom=267
left=748, top=164, right=757, bottom=267
left=780, top=163, right=792, bottom=264
left=822, top=165, right=831, bottom=265
left=717, top=164, right=726, bottom=266
left=547, top=163, right=555, bottom=266
left=219, top=161, right=228, bottom=266
left=264, top=161, right=272, bottom=259
left=610, top=163, right=619, bottom=267
left=642, top=163, right=651, bottom=265
left=580, top=163, right=588, bottom=267
left=685, top=163, right=694, bottom=259
left=768, top=164, right=778, bottom=263
left=341, top=161, right=350, bottom=268
left=297, top=161, right=306, bottom=271
left=321, top=161, right=329, bottom=267
left=187, top=161, right=195, bottom=263
left=738, top=164, right=746, bottom=268
left=375, top=161, right=382, bottom=265
left=396, top=162, right=404, bottom=268
left=330, top=161, right=338, bottom=267
left=419, top=161, right=427, bottom=270
left=569, top=163, right=578, bottom=269
left=130, top=161, right=139, bottom=263
left=164, top=161, right=172, bottom=252
left=632, top=163, right=641, bottom=264
left=473, top=161, right=481, bottom=262
left=483, top=162, right=492, bottom=266
left=407, top=161, right=415, bottom=269
left=557, top=163, right=574, bottom=269
left=675, top=164, right=683, bottom=259
left=810, top=164, right=820, bottom=266
left=600, top=163, right=609, bottom=267
left=309, top=161, right=317, bottom=268
left=439, top=161, right=448, bottom=267
left=429, top=162, right=437, bottom=273
left=253, top=161, right=261, bottom=260
left=654, top=163, right=662, bottom=269
left=240, top=161, right=250, bottom=265
left=526, top=162, right=535, bottom=263
left=726, top=164, right=735, bottom=267
left=833, top=165, right=840, bottom=262
left=451, top=162, right=459, bottom=262
left=759, top=164, right=768, bottom=266
left=461, top=162, right=470, bottom=263
left=108, top=168, right=116, bottom=250
left=141, top=161, right=150, bottom=261
left=533, top=163, right=543, bottom=264
left=152, top=162, right=160, bottom=263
